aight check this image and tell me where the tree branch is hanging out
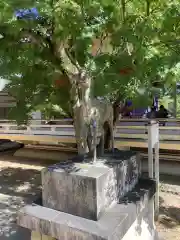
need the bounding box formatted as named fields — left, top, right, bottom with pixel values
left=164, top=44, right=180, bottom=55
left=20, top=27, right=70, bottom=80
left=64, top=47, right=81, bottom=73
left=92, top=33, right=109, bottom=57
left=49, top=0, right=55, bottom=37
left=121, top=0, right=126, bottom=23
left=146, top=0, right=150, bottom=16
left=150, top=7, right=160, bottom=15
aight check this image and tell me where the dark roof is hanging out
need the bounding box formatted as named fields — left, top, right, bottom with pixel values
left=0, top=91, right=16, bottom=107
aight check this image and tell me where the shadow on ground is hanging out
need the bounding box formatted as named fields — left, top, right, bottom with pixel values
left=159, top=174, right=180, bottom=186
left=159, top=196, right=180, bottom=229
left=0, top=167, right=41, bottom=199
left=0, top=166, right=42, bottom=240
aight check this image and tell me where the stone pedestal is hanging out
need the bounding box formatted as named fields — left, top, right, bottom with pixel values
left=17, top=150, right=159, bottom=240
left=18, top=178, right=157, bottom=240
left=42, top=150, right=140, bottom=220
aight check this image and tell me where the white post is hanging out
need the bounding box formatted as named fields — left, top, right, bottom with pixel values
left=3, top=125, right=10, bottom=132
left=51, top=126, right=56, bottom=133
left=92, top=119, right=97, bottom=163
left=148, top=121, right=153, bottom=178
left=31, top=111, right=42, bottom=125
left=26, top=126, right=31, bottom=134
left=147, top=120, right=159, bottom=220
left=154, top=141, right=159, bottom=219
left=148, top=120, right=155, bottom=226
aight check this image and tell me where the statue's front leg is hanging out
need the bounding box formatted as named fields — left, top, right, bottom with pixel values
left=111, top=127, right=115, bottom=153
left=75, top=123, right=88, bottom=155
left=81, top=124, right=89, bottom=154
left=109, top=120, right=114, bottom=153
left=99, top=128, right=105, bottom=156
left=87, top=124, right=93, bottom=155
left=92, top=120, right=97, bottom=163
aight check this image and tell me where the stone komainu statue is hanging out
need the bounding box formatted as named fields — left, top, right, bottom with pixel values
left=71, top=72, right=114, bottom=160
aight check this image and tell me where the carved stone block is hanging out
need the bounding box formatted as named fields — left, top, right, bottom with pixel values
left=42, top=150, right=140, bottom=220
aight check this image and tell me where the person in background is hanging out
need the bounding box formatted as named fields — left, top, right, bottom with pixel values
left=157, top=105, right=168, bottom=118
left=122, top=100, right=133, bottom=118
left=157, top=105, right=168, bottom=126
left=146, top=106, right=157, bottom=119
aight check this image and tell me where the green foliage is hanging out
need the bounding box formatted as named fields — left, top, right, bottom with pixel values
left=0, top=0, right=180, bottom=119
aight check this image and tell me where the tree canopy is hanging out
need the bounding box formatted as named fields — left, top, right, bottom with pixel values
left=0, top=0, right=180, bottom=119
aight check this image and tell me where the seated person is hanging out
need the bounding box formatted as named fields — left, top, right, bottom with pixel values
left=157, top=105, right=168, bottom=118
left=156, top=105, right=168, bottom=126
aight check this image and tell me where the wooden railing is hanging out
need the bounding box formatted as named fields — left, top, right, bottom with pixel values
left=0, top=118, right=180, bottom=150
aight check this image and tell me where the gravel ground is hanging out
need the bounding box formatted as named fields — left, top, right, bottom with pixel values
left=0, top=152, right=44, bottom=240
left=156, top=175, right=180, bottom=240
left=0, top=152, right=179, bottom=240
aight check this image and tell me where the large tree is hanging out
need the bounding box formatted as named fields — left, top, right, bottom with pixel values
left=0, top=0, right=179, bottom=154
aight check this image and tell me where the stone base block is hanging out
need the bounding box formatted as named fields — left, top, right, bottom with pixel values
left=18, top=178, right=156, bottom=240
left=42, top=149, right=140, bottom=220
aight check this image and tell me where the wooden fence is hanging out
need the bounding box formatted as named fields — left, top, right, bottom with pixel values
left=0, top=118, right=180, bottom=151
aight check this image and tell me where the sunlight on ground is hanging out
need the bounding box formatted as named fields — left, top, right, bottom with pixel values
left=0, top=193, right=25, bottom=237
left=0, top=160, right=43, bottom=170
left=15, top=182, right=31, bottom=193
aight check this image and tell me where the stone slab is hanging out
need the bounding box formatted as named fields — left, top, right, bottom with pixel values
left=18, top=178, right=156, bottom=240
left=42, top=149, right=141, bottom=220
